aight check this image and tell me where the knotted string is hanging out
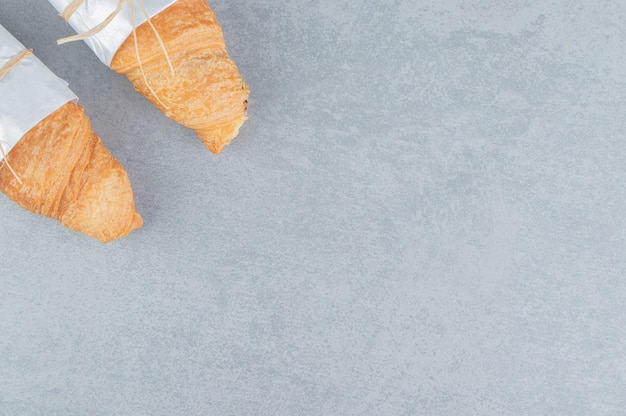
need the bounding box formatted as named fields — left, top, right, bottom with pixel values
left=0, top=50, right=31, bottom=184
left=57, top=0, right=175, bottom=108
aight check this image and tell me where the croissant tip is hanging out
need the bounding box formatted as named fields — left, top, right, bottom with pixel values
left=132, top=212, right=144, bottom=230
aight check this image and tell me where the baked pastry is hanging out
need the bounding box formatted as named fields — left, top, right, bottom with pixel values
left=0, top=102, right=143, bottom=242
left=110, top=0, right=249, bottom=154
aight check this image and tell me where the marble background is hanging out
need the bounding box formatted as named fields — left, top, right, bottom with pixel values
left=1, top=0, right=626, bottom=414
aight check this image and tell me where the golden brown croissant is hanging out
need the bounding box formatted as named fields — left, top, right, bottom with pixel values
left=0, top=102, right=142, bottom=242
left=111, top=0, right=249, bottom=154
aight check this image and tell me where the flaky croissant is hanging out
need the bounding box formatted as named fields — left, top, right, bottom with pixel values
left=0, top=102, right=142, bottom=242
left=111, top=0, right=249, bottom=154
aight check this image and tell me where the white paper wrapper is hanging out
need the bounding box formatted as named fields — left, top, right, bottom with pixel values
left=48, top=0, right=177, bottom=67
left=0, top=24, right=78, bottom=160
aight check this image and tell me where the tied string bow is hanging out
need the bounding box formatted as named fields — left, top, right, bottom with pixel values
left=58, top=0, right=175, bottom=109
left=0, top=50, right=31, bottom=184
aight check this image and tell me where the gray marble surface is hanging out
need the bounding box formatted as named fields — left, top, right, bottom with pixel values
left=1, top=0, right=626, bottom=415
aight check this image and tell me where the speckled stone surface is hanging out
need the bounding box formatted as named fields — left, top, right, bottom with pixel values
left=1, top=1, right=626, bottom=415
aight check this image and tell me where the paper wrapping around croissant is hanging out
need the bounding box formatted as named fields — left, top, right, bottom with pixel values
left=0, top=102, right=142, bottom=242
left=110, top=0, right=249, bottom=154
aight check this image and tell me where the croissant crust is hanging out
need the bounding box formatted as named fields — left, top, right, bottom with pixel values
left=111, top=0, right=250, bottom=154
left=0, top=102, right=142, bottom=242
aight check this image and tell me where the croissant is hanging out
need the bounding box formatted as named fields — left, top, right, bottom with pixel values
left=110, top=0, right=249, bottom=154
left=0, top=102, right=143, bottom=242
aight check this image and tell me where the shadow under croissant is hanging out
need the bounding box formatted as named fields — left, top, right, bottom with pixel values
left=109, top=0, right=250, bottom=154
left=0, top=102, right=142, bottom=243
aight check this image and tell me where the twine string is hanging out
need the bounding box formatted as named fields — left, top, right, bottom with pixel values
left=57, top=0, right=126, bottom=45
left=0, top=51, right=31, bottom=184
left=128, top=0, right=168, bottom=109
left=57, top=0, right=175, bottom=108
left=60, top=0, right=90, bottom=22
left=0, top=49, right=33, bottom=79
left=0, top=141, right=23, bottom=185
left=133, top=0, right=175, bottom=76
